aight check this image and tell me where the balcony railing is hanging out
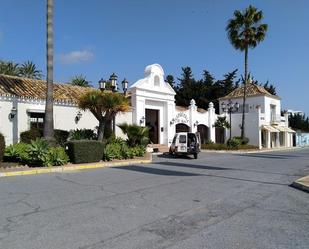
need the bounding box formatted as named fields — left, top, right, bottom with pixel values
left=271, top=114, right=282, bottom=125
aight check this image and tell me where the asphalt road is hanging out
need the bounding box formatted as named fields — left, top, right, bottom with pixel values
left=0, top=148, right=309, bottom=249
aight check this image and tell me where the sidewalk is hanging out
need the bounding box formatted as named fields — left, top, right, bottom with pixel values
left=291, top=175, right=309, bottom=193
left=0, top=153, right=152, bottom=178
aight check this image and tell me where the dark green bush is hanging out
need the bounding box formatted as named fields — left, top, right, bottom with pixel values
left=103, top=142, right=146, bottom=161
left=69, top=129, right=96, bottom=140
left=54, top=129, right=70, bottom=147
left=233, top=136, right=250, bottom=145
left=66, top=140, right=104, bottom=164
left=227, top=137, right=241, bottom=148
left=20, top=128, right=43, bottom=144
left=0, top=133, right=5, bottom=165
left=201, top=143, right=258, bottom=150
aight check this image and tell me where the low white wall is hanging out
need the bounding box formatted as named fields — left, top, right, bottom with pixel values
left=0, top=97, right=98, bottom=145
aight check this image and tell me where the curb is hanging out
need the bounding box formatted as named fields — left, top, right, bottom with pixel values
left=291, top=175, right=309, bottom=193
left=201, top=146, right=306, bottom=154
left=0, top=156, right=152, bottom=178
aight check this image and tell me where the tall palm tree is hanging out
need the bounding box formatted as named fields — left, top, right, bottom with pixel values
left=19, top=61, right=43, bottom=79
left=44, top=0, right=54, bottom=141
left=78, top=90, right=130, bottom=141
left=69, top=75, right=91, bottom=87
left=226, top=5, right=267, bottom=139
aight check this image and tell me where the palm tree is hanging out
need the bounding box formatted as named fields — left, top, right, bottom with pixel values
left=78, top=90, right=130, bottom=141
left=0, top=61, right=19, bottom=76
left=19, top=61, right=43, bottom=79
left=118, top=123, right=149, bottom=146
left=226, top=5, right=268, bottom=139
left=69, top=75, right=91, bottom=87
left=43, top=0, right=54, bottom=141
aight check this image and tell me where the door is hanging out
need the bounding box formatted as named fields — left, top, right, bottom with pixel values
left=176, top=123, right=190, bottom=133
left=146, top=109, right=159, bottom=144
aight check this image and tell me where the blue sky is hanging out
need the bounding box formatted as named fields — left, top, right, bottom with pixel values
left=0, top=0, right=308, bottom=113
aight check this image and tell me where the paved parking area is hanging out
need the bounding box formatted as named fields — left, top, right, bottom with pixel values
left=0, top=148, right=309, bottom=249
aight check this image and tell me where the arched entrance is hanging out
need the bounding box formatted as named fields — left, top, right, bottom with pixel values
left=176, top=123, right=190, bottom=133
left=197, top=124, right=209, bottom=144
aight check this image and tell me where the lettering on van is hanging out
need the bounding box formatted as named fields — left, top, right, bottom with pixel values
left=175, top=113, right=189, bottom=124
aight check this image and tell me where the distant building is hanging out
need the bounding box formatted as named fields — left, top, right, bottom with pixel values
left=219, top=84, right=295, bottom=149
left=287, top=109, right=304, bottom=116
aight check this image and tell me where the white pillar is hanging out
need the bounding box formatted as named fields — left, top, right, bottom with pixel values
left=276, top=132, right=280, bottom=147
left=267, top=131, right=271, bottom=149
left=189, top=99, right=197, bottom=133
left=208, top=102, right=216, bottom=142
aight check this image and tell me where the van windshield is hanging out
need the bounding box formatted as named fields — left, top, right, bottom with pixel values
left=179, top=135, right=186, bottom=143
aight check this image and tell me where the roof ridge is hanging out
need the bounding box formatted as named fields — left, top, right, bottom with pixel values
left=0, top=74, right=96, bottom=91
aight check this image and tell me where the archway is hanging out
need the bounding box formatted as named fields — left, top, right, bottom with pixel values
left=176, top=123, right=190, bottom=133
left=197, top=124, right=209, bottom=144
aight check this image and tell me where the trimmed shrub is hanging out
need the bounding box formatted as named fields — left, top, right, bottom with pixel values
left=201, top=143, right=258, bottom=150
left=20, top=128, right=43, bottom=144
left=0, top=133, right=5, bottom=165
left=54, top=129, right=70, bottom=147
left=69, top=129, right=96, bottom=140
left=66, top=140, right=104, bottom=164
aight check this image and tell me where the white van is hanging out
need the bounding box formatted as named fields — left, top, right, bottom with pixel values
left=169, top=132, right=201, bottom=159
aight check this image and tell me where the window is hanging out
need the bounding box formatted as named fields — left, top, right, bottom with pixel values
left=179, top=135, right=186, bottom=143
left=29, top=112, right=45, bottom=130
left=154, top=75, right=160, bottom=86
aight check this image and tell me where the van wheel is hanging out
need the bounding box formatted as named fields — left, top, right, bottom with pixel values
left=194, top=153, right=198, bottom=159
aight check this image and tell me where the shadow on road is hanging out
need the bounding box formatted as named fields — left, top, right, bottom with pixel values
left=154, top=161, right=232, bottom=171
left=112, top=165, right=203, bottom=176
left=236, top=153, right=300, bottom=159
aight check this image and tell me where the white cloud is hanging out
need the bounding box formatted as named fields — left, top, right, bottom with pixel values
left=57, top=49, right=94, bottom=64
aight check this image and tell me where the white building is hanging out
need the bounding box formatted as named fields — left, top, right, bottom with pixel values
left=219, top=83, right=295, bottom=149
left=0, top=63, right=295, bottom=150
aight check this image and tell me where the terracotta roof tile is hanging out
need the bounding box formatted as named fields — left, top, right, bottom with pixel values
left=219, top=83, right=280, bottom=100
left=0, top=74, right=93, bottom=104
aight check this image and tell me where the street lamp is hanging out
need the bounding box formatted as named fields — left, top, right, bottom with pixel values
left=98, top=78, right=106, bottom=91
left=122, top=78, right=128, bottom=95
left=221, top=99, right=240, bottom=140
left=98, top=73, right=128, bottom=94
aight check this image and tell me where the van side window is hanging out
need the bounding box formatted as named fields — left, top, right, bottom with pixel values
left=179, top=135, right=186, bottom=143
left=172, top=136, right=176, bottom=144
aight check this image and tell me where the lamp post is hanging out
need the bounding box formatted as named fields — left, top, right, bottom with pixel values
left=98, top=73, right=129, bottom=134
left=98, top=73, right=128, bottom=94
left=221, top=100, right=240, bottom=140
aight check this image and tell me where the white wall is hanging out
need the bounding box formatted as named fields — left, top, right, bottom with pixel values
left=0, top=97, right=98, bottom=145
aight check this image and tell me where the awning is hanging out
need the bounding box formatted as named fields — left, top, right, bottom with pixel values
left=285, top=127, right=296, bottom=133
left=275, top=126, right=296, bottom=133
left=276, top=126, right=287, bottom=132
left=262, top=125, right=279, bottom=132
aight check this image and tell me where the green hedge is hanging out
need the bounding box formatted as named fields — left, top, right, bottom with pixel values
left=66, top=140, right=104, bottom=164
left=20, top=128, right=70, bottom=147
left=0, top=133, right=5, bottom=165
left=20, top=128, right=43, bottom=144
left=201, top=143, right=258, bottom=150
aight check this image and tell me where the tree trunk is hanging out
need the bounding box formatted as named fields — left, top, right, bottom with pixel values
left=98, top=119, right=105, bottom=141
left=44, top=0, right=54, bottom=140
left=241, top=46, right=248, bottom=140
